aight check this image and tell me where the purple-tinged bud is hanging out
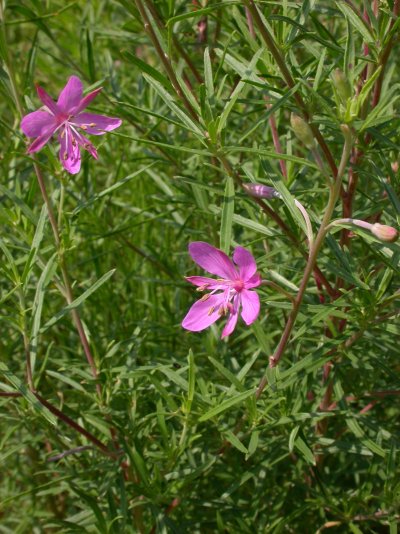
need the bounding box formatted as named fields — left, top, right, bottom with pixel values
left=290, top=113, right=314, bottom=148
left=243, top=183, right=281, bottom=199
left=332, top=69, right=352, bottom=103
left=371, top=223, right=398, bottom=243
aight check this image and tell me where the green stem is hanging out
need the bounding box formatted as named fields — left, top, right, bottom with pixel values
left=1, top=2, right=101, bottom=396
left=243, top=0, right=338, bottom=179
left=217, top=151, right=335, bottom=297
left=134, top=0, right=336, bottom=300
left=268, top=126, right=353, bottom=370
left=57, top=180, right=65, bottom=229
left=34, top=392, right=118, bottom=458
left=33, top=163, right=101, bottom=397
left=135, top=0, right=199, bottom=123
left=255, top=127, right=352, bottom=398
left=0, top=3, right=23, bottom=117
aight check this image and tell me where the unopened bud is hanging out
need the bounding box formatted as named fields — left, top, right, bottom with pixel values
left=371, top=223, right=398, bottom=243
left=290, top=113, right=314, bottom=148
left=332, top=69, right=352, bottom=103
left=243, top=183, right=281, bottom=199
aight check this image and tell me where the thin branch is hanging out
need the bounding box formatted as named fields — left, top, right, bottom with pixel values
left=34, top=393, right=118, bottom=458
left=268, top=126, right=353, bottom=371
left=135, top=0, right=199, bottom=122
left=243, top=0, right=338, bottom=179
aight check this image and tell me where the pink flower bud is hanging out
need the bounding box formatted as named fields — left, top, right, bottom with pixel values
left=242, top=183, right=280, bottom=199
left=371, top=224, right=398, bottom=243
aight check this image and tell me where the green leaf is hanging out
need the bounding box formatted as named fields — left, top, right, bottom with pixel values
left=246, top=430, right=259, bottom=459
left=73, top=164, right=155, bottom=215
left=144, top=74, right=204, bottom=136
left=204, top=47, right=214, bottom=101
left=289, top=426, right=300, bottom=453
left=224, top=430, right=248, bottom=454
left=0, top=362, right=57, bottom=426
left=346, top=418, right=386, bottom=458
left=30, top=253, right=57, bottom=374
left=199, top=389, right=255, bottom=422
left=187, top=349, right=195, bottom=412
left=294, top=435, right=315, bottom=465
left=219, top=176, right=235, bottom=253
left=209, top=205, right=277, bottom=237
left=0, top=184, right=37, bottom=224
left=21, top=203, right=48, bottom=286
left=336, top=2, right=375, bottom=46
left=269, top=176, right=311, bottom=242
left=45, top=370, right=87, bottom=394
left=208, top=356, right=243, bottom=391
left=121, top=50, right=171, bottom=89
left=216, top=48, right=264, bottom=133
left=41, top=269, right=116, bottom=331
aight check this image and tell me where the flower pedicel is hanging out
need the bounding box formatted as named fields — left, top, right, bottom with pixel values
left=182, top=242, right=262, bottom=338
left=21, top=75, right=121, bottom=174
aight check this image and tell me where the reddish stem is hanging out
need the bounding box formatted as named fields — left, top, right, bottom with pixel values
left=34, top=392, right=117, bottom=458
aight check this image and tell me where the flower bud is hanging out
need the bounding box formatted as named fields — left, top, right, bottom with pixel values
left=242, top=183, right=281, bottom=199
left=290, top=113, right=314, bottom=148
left=371, top=223, right=398, bottom=243
left=332, top=69, right=352, bottom=103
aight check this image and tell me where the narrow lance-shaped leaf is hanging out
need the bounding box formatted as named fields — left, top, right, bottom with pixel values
left=199, top=389, right=255, bottom=422
left=41, top=269, right=116, bottom=332
left=220, top=175, right=235, bottom=254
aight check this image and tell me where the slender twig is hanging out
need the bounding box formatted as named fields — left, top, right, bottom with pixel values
left=33, top=163, right=101, bottom=396
left=265, top=98, right=287, bottom=179
left=1, top=3, right=101, bottom=396
left=263, top=280, right=295, bottom=304
left=245, top=7, right=256, bottom=39
left=217, top=146, right=335, bottom=296
left=144, top=0, right=203, bottom=84
left=34, top=393, right=118, bottom=458
left=370, top=0, right=400, bottom=109
left=47, top=445, right=93, bottom=462
left=342, top=0, right=400, bottom=246
left=134, top=0, right=337, bottom=300
left=0, top=3, right=24, bottom=117
left=267, top=127, right=353, bottom=371
left=243, top=0, right=338, bottom=178
left=135, top=0, right=199, bottom=122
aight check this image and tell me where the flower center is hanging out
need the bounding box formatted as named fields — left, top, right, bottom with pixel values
left=56, top=112, right=70, bottom=127
left=232, top=279, right=244, bottom=292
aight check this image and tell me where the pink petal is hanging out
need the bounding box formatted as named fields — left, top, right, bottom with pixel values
left=58, top=126, right=81, bottom=174
left=185, top=276, right=227, bottom=290
left=73, top=129, right=98, bottom=159
left=21, top=110, right=54, bottom=137
left=240, top=289, right=260, bottom=325
left=36, top=84, right=60, bottom=115
left=27, top=123, right=57, bottom=153
left=188, top=242, right=238, bottom=280
left=57, top=76, right=83, bottom=113
left=74, top=88, right=102, bottom=114
left=233, top=246, right=257, bottom=281
left=181, top=293, right=225, bottom=332
left=245, top=273, right=262, bottom=289
left=72, top=112, right=122, bottom=135
left=221, top=295, right=239, bottom=338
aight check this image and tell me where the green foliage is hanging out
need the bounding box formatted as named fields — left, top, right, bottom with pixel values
left=0, top=0, right=399, bottom=532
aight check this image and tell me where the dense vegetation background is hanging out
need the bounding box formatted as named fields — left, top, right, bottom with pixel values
left=0, top=0, right=399, bottom=532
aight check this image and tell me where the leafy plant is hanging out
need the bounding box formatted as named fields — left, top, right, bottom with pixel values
left=0, top=1, right=399, bottom=532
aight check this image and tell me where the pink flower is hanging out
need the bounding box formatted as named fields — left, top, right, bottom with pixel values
left=21, top=75, right=121, bottom=174
left=182, top=242, right=262, bottom=338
